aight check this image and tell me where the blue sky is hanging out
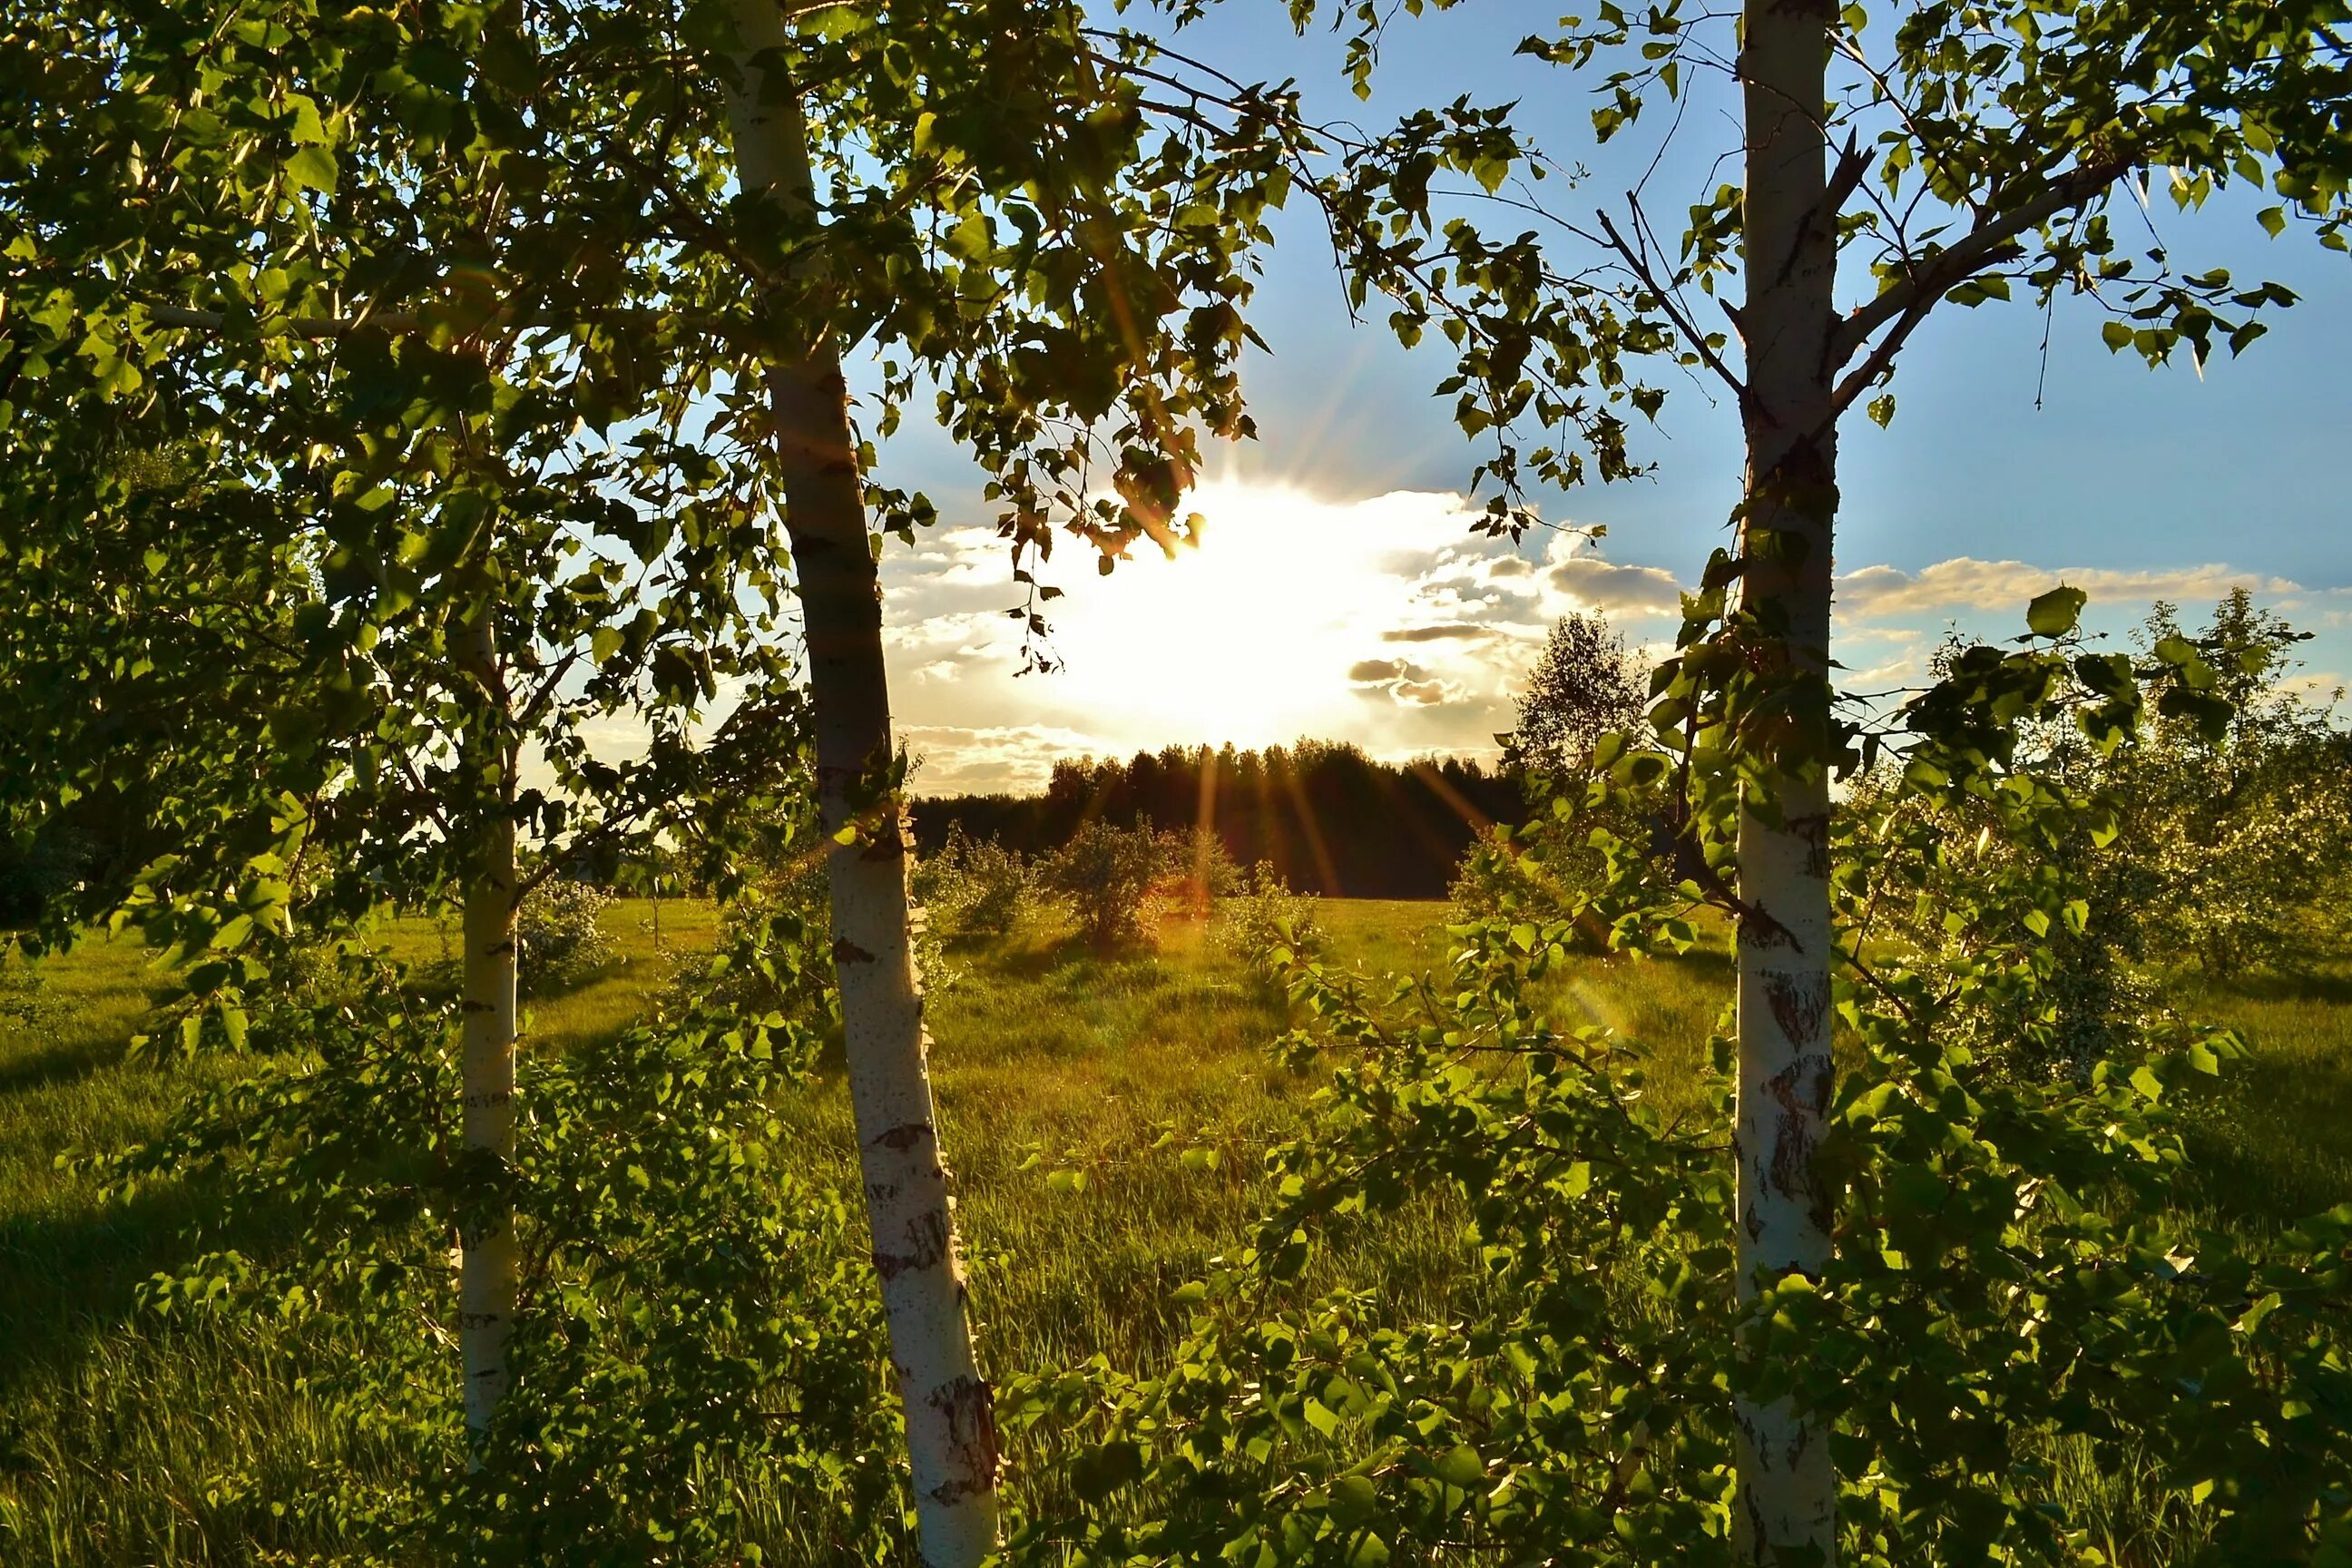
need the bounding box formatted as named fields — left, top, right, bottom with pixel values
left=868, top=1, right=2351, bottom=792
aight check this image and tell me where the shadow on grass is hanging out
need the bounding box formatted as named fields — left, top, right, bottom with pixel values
left=0, top=1036, right=121, bottom=1096
left=0, top=1181, right=230, bottom=1393
left=2194, top=967, right=2352, bottom=1007
left=2167, top=961, right=2352, bottom=1222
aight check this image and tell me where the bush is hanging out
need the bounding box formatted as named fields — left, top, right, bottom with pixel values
left=1449, top=797, right=1635, bottom=954
left=1212, top=862, right=1327, bottom=986
left=515, top=878, right=614, bottom=996
left=1042, top=820, right=1166, bottom=950
left=676, top=827, right=965, bottom=1024
left=100, top=917, right=905, bottom=1561
left=2119, top=592, right=2352, bottom=975
left=1154, top=826, right=1241, bottom=919
left=913, top=827, right=1034, bottom=938
left=1008, top=596, right=2352, bottom=1567
left=1446, top=823, right=1526, bottom=920
left=0, top=947, right=60, bottom=1032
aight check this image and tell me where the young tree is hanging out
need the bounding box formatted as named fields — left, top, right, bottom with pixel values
left=1275, top=4, right=2352, bottom=1553
left=1508, top=609, right=1648, bottom=775
left=1042, top=819, right=1171, bottom=950
left=2122, top=590, right=2352, bottom=973
left=6, top=2, right=1332, bottom=1558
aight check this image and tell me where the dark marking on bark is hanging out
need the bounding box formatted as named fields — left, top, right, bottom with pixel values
left=872, top=1121, right=933, bottom=1153
left=874, top=1207, right=949, bottom=1282
left=1762, top=1053, right=1835, bottom=1229
left=1740, top=1489, right=1769, bottom=1560
left=1739, top=906, right=1798, bottom=951
left=461, top=1089, right=513, bottom=1110
left=1760, top=967, right=1831, bottom=1049
left=1756, top=430, right=1839, bottom=521
left=1789, top=812, right=1830, bottom=879
left=832, top=936, right=876, bottom=964
left=925, top=1374, right=1001, bottom=1506
left=1786, top=1420, right=1813, bottom=1469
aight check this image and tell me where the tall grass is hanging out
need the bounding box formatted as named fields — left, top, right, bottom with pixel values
left=0, top=899, right=2339, bottom=1563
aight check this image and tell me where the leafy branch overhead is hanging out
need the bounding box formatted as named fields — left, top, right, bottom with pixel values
left=1291, top=0, right=2349, bottom=466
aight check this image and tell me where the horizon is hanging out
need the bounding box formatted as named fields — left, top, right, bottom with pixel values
left=878, top=476, right=2348, bottom=797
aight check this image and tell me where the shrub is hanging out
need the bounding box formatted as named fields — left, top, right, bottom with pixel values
left=1042, top=820, right=1166, bottom=950
left=99, top=916, right=905, bottom=1561
left=0, top=947, right=60, bottom=1032
left=1008, top=596, right=2352, bottom=1566
left=1446, top=823, right=1526, bottom=920
left=2119, top=592, right=2352, bottom=975
left=515, top=878, right=614, bottom=996
left=1212, top=861, right=1327, bottom=986
left=1449, top=798, right=1632, bottom=954
left=914, top=827, right=1034, bottom=938
left=676, top=828, right=965, bottom=1024
left=1155, top=826, right=1241, bottom=919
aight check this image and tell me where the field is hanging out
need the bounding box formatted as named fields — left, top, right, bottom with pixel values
left=0, top=897, right=2346, bottom=1563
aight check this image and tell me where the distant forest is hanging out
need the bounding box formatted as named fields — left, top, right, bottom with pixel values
left=911, top=740, right=1526, bottom=900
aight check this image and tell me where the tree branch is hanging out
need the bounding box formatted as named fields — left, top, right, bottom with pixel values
left=1597, top=205, right=1747, bottom=401
left=1831, top=158, right=2133, bottom=368
left=146, top=302, right=427, bottom=338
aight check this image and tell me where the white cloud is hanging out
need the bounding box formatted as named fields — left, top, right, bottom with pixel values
left=882, top=481, right=1549, bottom=789
left=1836, top=557, right=2301, bottom=619
left=877, top=488, right=2347, bottom=794
left=901, top=724, right=1111, bottom=794
left=1544, top=554, right=1686, bottom=615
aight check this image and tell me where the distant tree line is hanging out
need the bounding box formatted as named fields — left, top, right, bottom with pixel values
left=911, top=740, right=1524, bottom=900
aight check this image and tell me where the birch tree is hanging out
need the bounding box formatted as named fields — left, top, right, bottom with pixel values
left=988, top=2, right=2352, bottom=1562
left=4, top=5, right=812, bottom=1458
left=1269, top=4, right=2350, bottom=1555
left=7, top=1, right=1335, bottom=1556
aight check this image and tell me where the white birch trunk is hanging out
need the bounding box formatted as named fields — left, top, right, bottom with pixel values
left=456, top=612, right=520, bottom=1441
left=716, top=10, right=1000, bottom=1563
left=1732, top=1, right=1840, bottom=1560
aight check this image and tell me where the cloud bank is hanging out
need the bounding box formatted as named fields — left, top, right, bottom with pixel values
left=876, top=484, right=2345, bottom=793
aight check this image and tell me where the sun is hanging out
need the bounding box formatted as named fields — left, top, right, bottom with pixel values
left=1032, top=478, right=1480, bottom=750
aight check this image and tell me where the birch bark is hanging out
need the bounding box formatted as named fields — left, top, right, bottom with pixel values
left=1731, top=0, right=1840, bottom=1560
left=716, top=9, right=1000, bottom=1563
left=455, top=611, right=520, bottom=1440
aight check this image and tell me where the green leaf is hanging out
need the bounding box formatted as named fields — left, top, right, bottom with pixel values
left=285, top=145, right=338, bottom=193
left=2025, top=585, right=2087, bottom=638
left=1070, top=1439, right=1143, bottom=1503
left=801, top=3, right=870, bottom=39
left=1435, top=1442, right=1485, bottom=1488
left=1328, top=1474, right=1379, bottom=1526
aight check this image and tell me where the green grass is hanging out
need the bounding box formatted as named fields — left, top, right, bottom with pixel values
left=0, top=898, right=2342, bottom=1563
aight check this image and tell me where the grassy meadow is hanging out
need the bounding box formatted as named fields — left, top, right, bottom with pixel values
left=0, top=897, right=2345, bottom=1563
